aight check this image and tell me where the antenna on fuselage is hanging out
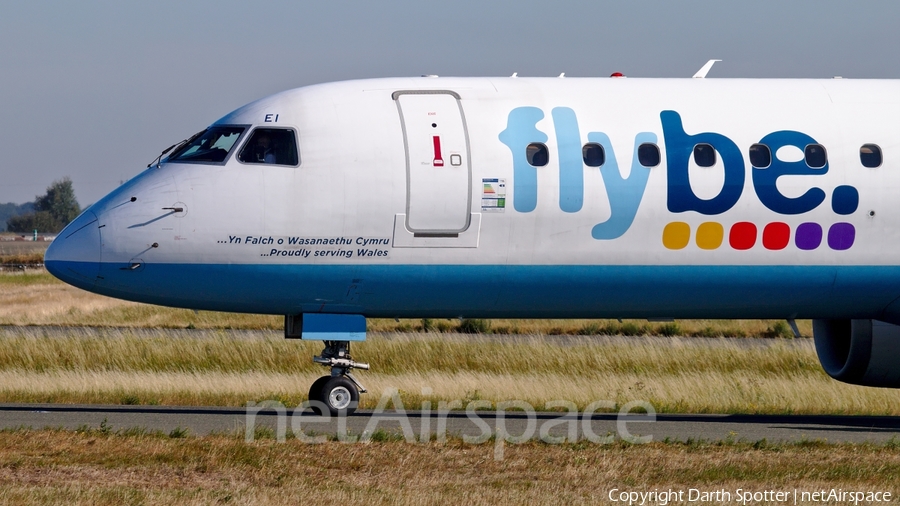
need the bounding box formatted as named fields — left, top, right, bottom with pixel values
left=692, top=59, right=722, bottom=78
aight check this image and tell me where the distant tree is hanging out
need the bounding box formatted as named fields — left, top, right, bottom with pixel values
left=7, top=211, right=59, bottom=234
left=6, top=178, right=81, bottom=233
left=35, top=177, right=81, bottom=225
left=0, top=202, right=34, bottom=232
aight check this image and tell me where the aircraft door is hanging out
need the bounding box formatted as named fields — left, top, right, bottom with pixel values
left=394, top=90, right=472, bottom=234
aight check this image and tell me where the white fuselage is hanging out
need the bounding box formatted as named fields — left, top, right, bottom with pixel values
left=45, top=77, right=900, bottom=321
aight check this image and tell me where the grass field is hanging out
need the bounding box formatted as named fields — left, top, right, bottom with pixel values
left=2, top=326, right=900, bottom=414
left=1, top=269, right=895, bottom=414
left=0, top=428, right=897, bottom=505
left=2, top=271, right=899, bottom=503
left=0, top=239, right=47, bottom=266
left=0, top=239, right=48, bottom=255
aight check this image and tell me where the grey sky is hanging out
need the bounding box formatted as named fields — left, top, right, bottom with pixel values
left=1, top=0, right=898, bottom=205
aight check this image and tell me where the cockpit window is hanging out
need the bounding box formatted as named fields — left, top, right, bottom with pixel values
left=238, top=128, right=300, bottom=166
left=168, top=126, right=246, bottom=164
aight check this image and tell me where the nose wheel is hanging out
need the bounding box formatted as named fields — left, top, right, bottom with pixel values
left=308, top=340, right=368, bottom=416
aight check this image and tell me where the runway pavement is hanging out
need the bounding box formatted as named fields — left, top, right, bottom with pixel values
left=1, top=403, right=898, bottom=444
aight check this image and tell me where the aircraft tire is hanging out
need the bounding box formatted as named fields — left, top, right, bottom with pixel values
left=308, top=375, right=331, bottom=415
left=322, top=376, right=359, bottom=416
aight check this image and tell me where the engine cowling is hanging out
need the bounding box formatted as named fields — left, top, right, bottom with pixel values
left=813, top=319, right=900, bottom=387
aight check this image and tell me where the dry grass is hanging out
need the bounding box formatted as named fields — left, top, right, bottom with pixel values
left=0, top=429, right=897, bottom=505
left=1, top=327, right=899, bottom=414
left=0, top=253, right=44, bottom=266
left=0, top=240, right=47, bottom=267
left=3, top=263, right=897, bottom=503
left=0, top=271, right=281, bottom=329
left=0, top=239, right=48, bottom=256
left=1, top=269, right=892, bottom=414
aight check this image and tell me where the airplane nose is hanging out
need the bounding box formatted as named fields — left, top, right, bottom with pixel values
left=44, top=210, right=102, bottom=290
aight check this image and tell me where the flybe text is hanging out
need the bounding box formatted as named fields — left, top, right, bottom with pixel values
left=499, top=108, right=858, bottom=250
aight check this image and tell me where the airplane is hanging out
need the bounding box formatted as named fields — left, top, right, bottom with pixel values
left=45, top=69, right=900, bottom=416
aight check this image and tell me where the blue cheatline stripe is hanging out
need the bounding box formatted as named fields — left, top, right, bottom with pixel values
left=46, top=260, right=900, bottom=322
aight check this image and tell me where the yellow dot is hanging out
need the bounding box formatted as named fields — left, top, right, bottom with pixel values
left=662, top=222, right=690, bottom=250
left=696, top=222, right=724, bottom=250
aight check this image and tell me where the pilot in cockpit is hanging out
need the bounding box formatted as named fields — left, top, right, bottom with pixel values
left=246, top=133, right=276, bottom=164
left=238, top=128, right=298, bottom=166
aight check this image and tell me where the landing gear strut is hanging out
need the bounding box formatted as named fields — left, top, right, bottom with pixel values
left=308, top=340, right=369, bottom=416
left=285, top=314, right=369, bottom=416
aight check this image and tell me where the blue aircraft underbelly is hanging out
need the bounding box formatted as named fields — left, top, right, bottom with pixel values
left=48, top=261, right=900, bottom=321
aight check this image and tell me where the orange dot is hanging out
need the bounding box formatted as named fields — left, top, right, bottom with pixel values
left=662, top=222, right=690, bottom=250
left=696, top=222, right=724, bottom=250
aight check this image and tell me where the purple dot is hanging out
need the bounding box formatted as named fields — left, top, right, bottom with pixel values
left=795, top=222, right=822, bottom=250
left=828, top=223, right=855, bottom=250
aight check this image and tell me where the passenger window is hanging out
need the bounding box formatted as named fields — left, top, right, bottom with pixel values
left=526, top=143, right=549, bottom=166
left=749, top=144, right=771, bottom=168
left=693, top=144, right=716, bottom=167
left=805, top=144, right=827, bottom=168
left=169, top=126, right=246, bottom=164
left=238, top=128, right=299, bottom=166
left=638, top=143, right=660, bottom=167
left=582, top=143, right=605, bottom=167
left=860, top=144, right=882, bottom=168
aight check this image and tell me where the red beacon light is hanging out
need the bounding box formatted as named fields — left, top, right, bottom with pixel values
left=610, top=72, right=625, bottom=78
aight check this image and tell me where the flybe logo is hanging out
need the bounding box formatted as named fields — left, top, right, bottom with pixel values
left=498, top=107, right=858, bottom=251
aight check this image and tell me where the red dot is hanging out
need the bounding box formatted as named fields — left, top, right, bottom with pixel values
left=729, top=222, right=757, bottom=250
left=763, top=222, right=790, bottom=250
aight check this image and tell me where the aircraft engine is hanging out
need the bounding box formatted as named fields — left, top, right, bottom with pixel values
left=812, top=319, right=900, bottom=387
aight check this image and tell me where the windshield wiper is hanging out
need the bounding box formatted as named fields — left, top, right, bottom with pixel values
left=147, top=130, right=205, bottom=168
left=147, top=141, right=183, bottom=169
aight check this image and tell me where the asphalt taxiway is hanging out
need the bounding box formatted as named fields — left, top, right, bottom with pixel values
left=1, top=404, right=898, bottom=444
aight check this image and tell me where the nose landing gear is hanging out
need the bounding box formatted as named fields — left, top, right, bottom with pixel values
left=308, top=340, right=369, bottom=416
left=285, top=314, right=369, bottom=416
